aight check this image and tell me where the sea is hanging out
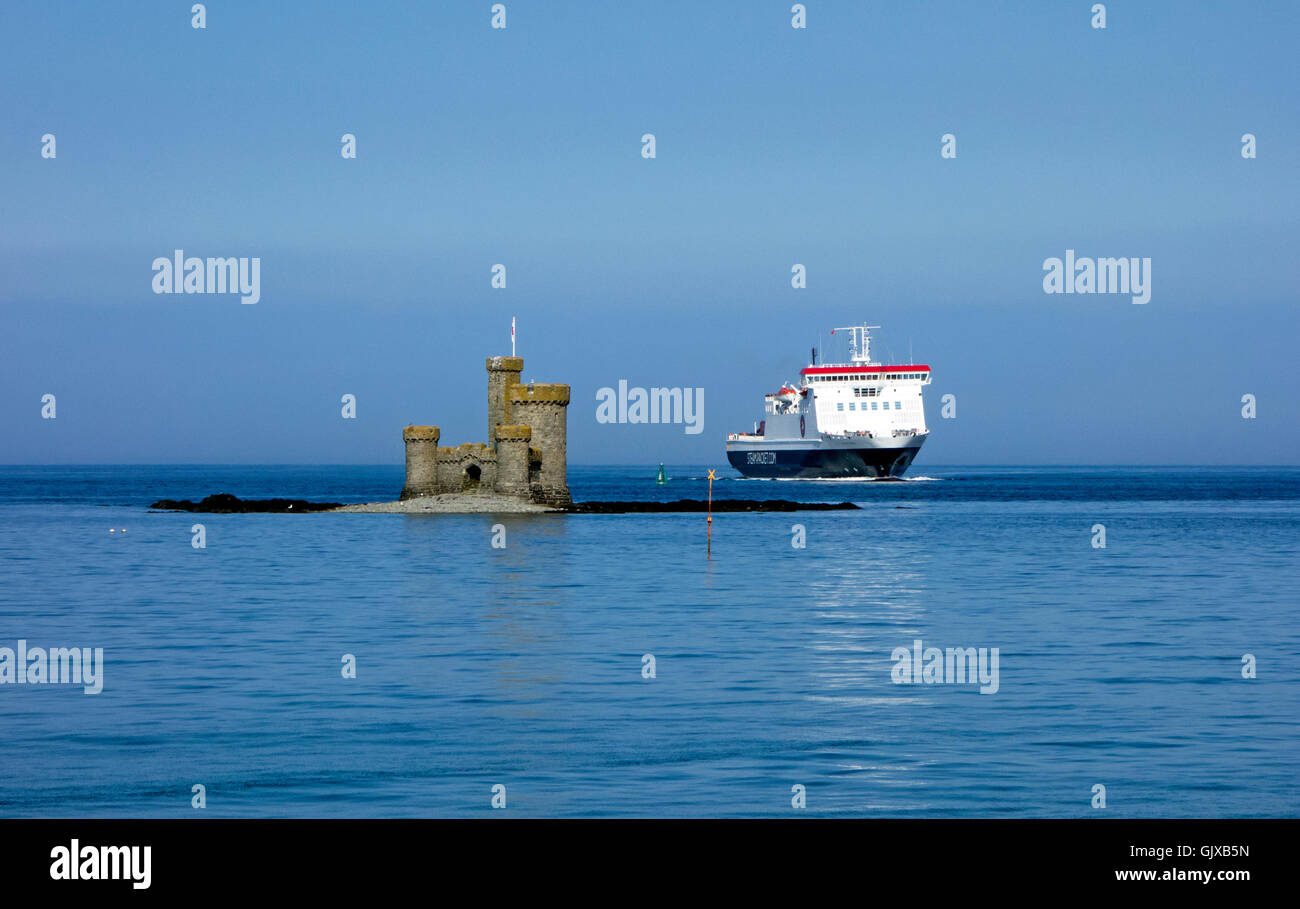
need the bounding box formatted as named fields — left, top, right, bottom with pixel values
left=0, top=465, right=1296, bottom=818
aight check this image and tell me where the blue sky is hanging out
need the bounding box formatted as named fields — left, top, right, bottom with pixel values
left=2, top=1, right=1296, bottom=464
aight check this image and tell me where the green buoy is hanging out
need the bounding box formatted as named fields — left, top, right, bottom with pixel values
left=656, top=463, right=667, bottom=485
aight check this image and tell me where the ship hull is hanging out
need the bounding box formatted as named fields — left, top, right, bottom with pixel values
left=726, top=439, right=924, bottom=479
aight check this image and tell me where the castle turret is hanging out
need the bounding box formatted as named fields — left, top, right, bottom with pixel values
left=494, top=424, right=532, bottom=498
left=507, top=383, right=571, bottom=506
left=485, top=356, right=524, bottom=449
left=401, top=425, right=440, bottom=499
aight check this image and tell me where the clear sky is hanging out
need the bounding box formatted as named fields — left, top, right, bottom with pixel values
left=2, top=1, right=1296, bottom=465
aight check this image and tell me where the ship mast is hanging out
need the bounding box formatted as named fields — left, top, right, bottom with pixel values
left=830, top=325, right=880, bottom=365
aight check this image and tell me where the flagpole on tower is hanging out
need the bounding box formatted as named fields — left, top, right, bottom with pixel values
left=511, top=316, right=516, bottom=357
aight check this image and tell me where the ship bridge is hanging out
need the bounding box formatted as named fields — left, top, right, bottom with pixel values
left=802, top=326, right=931, bottom=437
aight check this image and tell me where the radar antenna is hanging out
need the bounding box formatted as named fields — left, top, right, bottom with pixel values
left=829, top=325, right=880, bottom=364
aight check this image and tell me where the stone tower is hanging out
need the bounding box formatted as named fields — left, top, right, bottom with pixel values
left=400, top=425, right=440, bottom=499
left=507, top=383, right=571, bottom=506
left=494, top=424, right=532, bottom=498
left=485, top=356, right=523, bottom=449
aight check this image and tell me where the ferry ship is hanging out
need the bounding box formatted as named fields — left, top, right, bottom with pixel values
left=726, top=325, right=931, bottom=478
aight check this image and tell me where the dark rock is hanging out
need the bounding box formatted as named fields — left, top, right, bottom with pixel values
left=149, top=493, right=343, bottom=513
left=564, top=499, right=858, bottom=514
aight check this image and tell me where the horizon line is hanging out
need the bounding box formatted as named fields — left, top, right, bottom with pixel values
left=1, top=463, right=1298, bottom=470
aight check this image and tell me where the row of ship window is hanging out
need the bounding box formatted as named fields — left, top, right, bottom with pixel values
left=810, top=373, right=927, bottom=382
left=837, top=401, right=901, bottom=411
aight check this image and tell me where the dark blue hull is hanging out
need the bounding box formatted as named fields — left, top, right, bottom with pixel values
left=727, top=445, right=922, bottom=479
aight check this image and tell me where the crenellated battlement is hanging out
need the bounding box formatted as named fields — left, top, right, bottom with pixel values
left=401, top=354, right=569, bottom=505
left=403, top=425, right=440, bottom=442
left=494, top=424, right=532, bottom=442
left=436, top=443, right=497, bottom=462
left=507, top=383, right=570, bottom=405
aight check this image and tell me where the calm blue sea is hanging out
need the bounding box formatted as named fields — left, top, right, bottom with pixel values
left=0, top=465, right=1297, bottom=818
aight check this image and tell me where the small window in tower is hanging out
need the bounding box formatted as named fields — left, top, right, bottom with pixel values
left=837, top=402, right=844, bottom=411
